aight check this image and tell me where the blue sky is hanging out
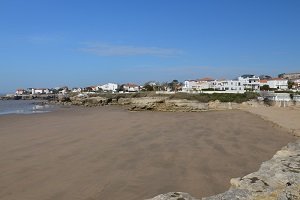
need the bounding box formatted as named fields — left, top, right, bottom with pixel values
left=0, top=0, right=299, bottom=93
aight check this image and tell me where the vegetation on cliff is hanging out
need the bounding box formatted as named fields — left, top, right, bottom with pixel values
left=71, top=92, right=259, bottom=104
left=168, top=92, right=259, bottom=103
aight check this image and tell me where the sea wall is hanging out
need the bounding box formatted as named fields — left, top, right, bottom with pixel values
left=148, top=139, right=300, bottom=200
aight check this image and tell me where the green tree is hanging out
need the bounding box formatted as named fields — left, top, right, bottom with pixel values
left=260, top=85, right=270, bottom=91
left=288, top=80, right=294, bottom=89
left=169, top=80, right=179, bottom=91
left=143, top=84, right=154, bottom=91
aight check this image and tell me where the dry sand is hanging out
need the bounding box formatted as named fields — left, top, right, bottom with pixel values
left=0, top=106, right=296, bottom=200
left=242, top=106, right=300, bottom=136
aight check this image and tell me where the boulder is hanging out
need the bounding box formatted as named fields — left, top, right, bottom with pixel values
left=147, top=192, right=199, bottom=200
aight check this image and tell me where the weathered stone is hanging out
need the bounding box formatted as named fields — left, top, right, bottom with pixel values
left=147, top=192, right=199, bottom=200
left=202, top=189, right=253, bottom=200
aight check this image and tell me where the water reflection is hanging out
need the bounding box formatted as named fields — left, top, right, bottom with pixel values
left=0, top=100, right=56, bottom=115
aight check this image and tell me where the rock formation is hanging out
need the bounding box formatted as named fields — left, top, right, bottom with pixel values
left=55, top=96, right=245, bottom=112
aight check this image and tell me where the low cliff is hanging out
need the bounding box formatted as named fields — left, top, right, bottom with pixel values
left=123, top=97, right=241, bottom=111
left=148, top=140, right=300, bottom=200
left=53, top=96, right=257, bottom=112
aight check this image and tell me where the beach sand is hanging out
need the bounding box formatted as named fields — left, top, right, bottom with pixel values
left=0, top=106, right=296, bottom=200
left=242, top=105, right=300, bottom=136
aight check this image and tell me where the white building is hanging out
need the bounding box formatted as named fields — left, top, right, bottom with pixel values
left=292, top=79, right=300, bottom=89
left=260, top=78, right=288, bottom=90
left=122, top=83, right=140, bottom=92
left=211, top=80, right=245, bottom=93
left=183, top=77, right=245, bottom=93
left=59, top=88, right=69, bottom=95
left=260, top=91, right=291, bottom=101
left=98, top=83, right=118, bottom=92
left=293, top=95, right=300, bottom=101
left=91, top=86, right=98, bottom=92
left=72, top=88, right=82, bottom=93
left=31, top=88, right=49, bottom=94
left=15, top=89, right=26, bottom=95
left=238, top=75, right=260, bottom=91
left=182, top=78, right=214, bottom=92
left=183, top=80, right=198, bottom=92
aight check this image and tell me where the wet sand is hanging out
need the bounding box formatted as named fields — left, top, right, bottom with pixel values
left=0, top=106, right=296, bottom=200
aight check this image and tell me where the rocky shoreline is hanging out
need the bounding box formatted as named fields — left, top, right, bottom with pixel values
left=50, top=95, right=262, bottom=112
left=148, top=139, right=300, bottom=200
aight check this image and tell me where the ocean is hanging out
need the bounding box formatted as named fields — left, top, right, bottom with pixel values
left=0, top=100, right=55, bottom=115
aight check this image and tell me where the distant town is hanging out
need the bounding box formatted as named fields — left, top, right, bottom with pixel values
left=9, top=72, right=300, bottom=97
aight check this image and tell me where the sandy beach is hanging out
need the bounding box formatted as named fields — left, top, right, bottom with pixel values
left=0, top=106, right=296, bottom=200
left=242, top=105, right=300, bottom=136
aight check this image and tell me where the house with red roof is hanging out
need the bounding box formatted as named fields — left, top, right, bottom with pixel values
left=15, top=89, right=26, bottom=95
left=122, top=83, right=140, bottom=93
left=182, top=77, right=215, bottom=92
left=260, top=78, right=288, bottom=90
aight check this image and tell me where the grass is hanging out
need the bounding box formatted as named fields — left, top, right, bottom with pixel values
left=169, top=92, right=259, bottom=103
left=85, top=91, right=259, bottom=103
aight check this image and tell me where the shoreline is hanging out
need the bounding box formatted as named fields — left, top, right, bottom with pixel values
left=0, top=100, right=58, bottom=116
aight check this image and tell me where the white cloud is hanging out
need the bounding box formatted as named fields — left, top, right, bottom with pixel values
left=78, top=43, right=183, bottom=57
left=26, top=34, right=64, bottom=44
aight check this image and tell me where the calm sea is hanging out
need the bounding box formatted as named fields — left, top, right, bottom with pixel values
left=0, top=100, right=55, bottom=115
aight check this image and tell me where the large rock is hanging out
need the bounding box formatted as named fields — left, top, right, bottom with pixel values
left=124, top=97, right=241, bottom=112
left=126, top=97, right=167, bottom=111
left=148, top=140, right=300, bottom=200
left=67, top=96, right=109, bottom=106
left=147, top=192, right=199, bottom=200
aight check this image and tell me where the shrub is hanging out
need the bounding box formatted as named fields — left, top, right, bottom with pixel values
left=169, top=92, right=259, bottom=103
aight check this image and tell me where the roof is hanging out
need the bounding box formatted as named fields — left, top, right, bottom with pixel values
left=241, top=74, right=255, bottom=78
left=260, top=80, right=268, bottom=83
left=124, top=83, right=138, bottom=87
left=269, top=78, right=286, bottom=81
left=197, top=77, right=215, bottom=82
left=284, top=72, right=300, bottom=75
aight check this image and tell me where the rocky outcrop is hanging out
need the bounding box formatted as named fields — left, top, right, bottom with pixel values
left=52, top=95, right=300, bottom=112
left=147, top=192, right=198, bottom=200
left=52, top=96, right=111, bottom=107
left=125, top=97, right=240, bottom=112
left=148, top=140, right=300, bottom=200
left=53, top=96, right=243, bottom=111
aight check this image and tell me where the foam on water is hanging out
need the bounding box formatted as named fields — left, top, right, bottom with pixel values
left=0, top=100, right=55, bottom=115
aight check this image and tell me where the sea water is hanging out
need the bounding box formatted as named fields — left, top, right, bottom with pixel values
left=0, top=100, right=55, bottom=115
